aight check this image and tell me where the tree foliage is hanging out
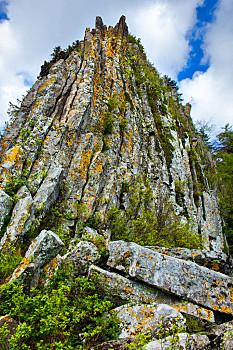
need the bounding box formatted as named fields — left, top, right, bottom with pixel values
left=214, top=124, right=233, bottom=253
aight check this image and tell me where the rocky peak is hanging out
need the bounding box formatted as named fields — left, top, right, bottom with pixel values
left=0, top=17, right=232, bottom=349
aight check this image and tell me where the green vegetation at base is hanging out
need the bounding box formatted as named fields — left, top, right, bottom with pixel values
left=0, top=243, right=22, bottom=283
left=0, top=266, right=120, bottom=350
left=109, top=178, right=202, bottom=249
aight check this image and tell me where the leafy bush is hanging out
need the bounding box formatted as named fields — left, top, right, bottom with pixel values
left=109, top=179, right=201, bottom=249
left=5, top=176, right=27, bottom=198
left=0, top=267, right=120, bottom=349
left=0, top=243, right=22, bottom=283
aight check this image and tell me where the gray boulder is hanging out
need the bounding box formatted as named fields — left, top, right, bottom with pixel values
left=107, top=241, right=233, bottom=314
left=9, top=230, right=64, bottom=287
left=114, top=303, right=186, bottom=339
left=145, top=333, right=209, bottom=350
left=63, top=240, right=100, bottom=274
left=0, top=186, right=33, bottom=248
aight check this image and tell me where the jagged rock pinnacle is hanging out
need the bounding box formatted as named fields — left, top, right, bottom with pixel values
left=114, top=15, right=128, bottom=37
left=95, top=16, right=104, bottom=30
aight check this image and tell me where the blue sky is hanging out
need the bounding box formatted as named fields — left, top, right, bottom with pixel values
left=178, top=0, right=219, bottom=81
left=0, top=0, right=232, bottom=131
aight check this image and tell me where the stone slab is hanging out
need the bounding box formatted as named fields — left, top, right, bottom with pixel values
left=107, top=241, right=233, bottom=314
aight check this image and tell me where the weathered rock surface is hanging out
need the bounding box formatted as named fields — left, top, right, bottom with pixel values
left=145, top=333, right=210, bottom=350
left=147, top=246, right=233, bottom=276
left=114, top=303, right=186, bottom=339
left=0, top=16, right=225, bottom=256
left=0, top=186, right=33, bottom=248
left=89, top=265, right=215, bottom=323
left=33, top=167, right=63, bottom=218
left=0, top=190, right=13, bottom=231
left=63, top=240, right=100, bottom=274
left=9, top=230, right=64, bottom=286
left=107, top=241, right=233, bottom=314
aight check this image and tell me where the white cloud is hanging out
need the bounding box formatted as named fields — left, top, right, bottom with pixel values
left=180, top=0, right=233, bottom=131
left=132, top=0, right=204, bottom=78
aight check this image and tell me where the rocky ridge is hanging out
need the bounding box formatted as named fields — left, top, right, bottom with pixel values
left=0, top=16, right=232, bottom=349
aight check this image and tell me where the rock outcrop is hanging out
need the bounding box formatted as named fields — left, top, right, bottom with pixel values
left=0, top=16, right=232, bottom=349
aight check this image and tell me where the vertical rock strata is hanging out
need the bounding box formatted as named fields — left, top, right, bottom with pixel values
left=0, top=16, right=224, bottom=254
left=0, top=16, right=232, bottom=349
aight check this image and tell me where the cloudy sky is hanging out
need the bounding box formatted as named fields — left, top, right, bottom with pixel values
left=0, top=0, right=232, bottom=133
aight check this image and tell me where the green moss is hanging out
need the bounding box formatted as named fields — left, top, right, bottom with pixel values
left=185, top=315, right=206, bottom=333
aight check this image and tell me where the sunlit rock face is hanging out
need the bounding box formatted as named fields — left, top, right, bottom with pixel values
left=0, top=16, right=232, bottom=349
left=0, top=16, right=225, bottom=255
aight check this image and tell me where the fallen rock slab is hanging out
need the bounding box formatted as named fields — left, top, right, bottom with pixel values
left=107, top=241, right=233, bottom=314
left=147, top=246, right=233, bottom=276
left=89, top=265, right=215, bottom=323
left=114, top=303, right=186, bottom=339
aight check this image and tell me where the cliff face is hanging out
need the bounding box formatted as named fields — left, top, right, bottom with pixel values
left=0, top=16, right=233, bottom=349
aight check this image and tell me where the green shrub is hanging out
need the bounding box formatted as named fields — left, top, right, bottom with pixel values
left=103, top=111, right=114, bottom=134
left=109, top=179, right=201, bottom=249
left=0, top=267, right=120, bottom=349
left=0, top=243, right=22, bottom=283
left=5, top=176, right=27, bottom=198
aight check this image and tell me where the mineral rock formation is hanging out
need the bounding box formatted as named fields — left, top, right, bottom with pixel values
left=9, top=230, right=64, bottom=287
left=0, top=15, right=232, bottom=350
left=107, top=240, right=233, bottom=314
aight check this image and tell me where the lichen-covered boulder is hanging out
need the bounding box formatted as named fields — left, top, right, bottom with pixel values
left=9, top=230, right=64, bottom=287
left=88, top=265, right=215, bottom=324
left=63, top=240, right=100, bottom=274
left=88, top=265, right=164, bottom=305
left=114, top=303, right=186, bottom=339
left=82, top=226, right=103, bottom=242
left=0, top=186, right=33, bottom=248
left=107, top=241, right=233, bottom=314
left=145, top=333, right=209, bottom=350
left=0, top=190, right=13, bottom=231
left=147, top=246, right=233, bottom=276
left=0, top=315, right=18, bottom=349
